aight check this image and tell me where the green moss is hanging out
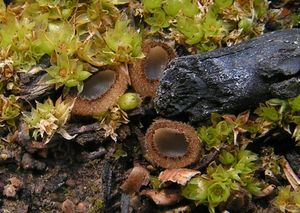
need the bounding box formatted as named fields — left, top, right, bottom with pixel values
left=90, top=199, right=104, bottom=213
left=45, top=53, right=91, bottom=92
left=140, top=0, right=276, bottom=52
left=182, top=147, right=262, bottom=213
left=272, top=186, right=300, bottom=212
left=198, top=120, right=233, bottom=150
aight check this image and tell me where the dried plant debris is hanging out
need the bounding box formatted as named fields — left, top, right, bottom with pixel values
left=272, top=185, right=300, bottom=212
left=218, top=188, right=253, bottom=213
left=280, top=157, right=300, bottom=190
left=95, top=104, right=129, bottom=142
left=23, top=97, right=75, bottom=143
left=62, top=199, right=75, bottom=213
left=141, top=189, right=182, bottom=206
left=3, top=177, right=23, bottom=198
left=158, top=168, right=200, bottom=186
left=120, top=165, right=150, bottom=195
left=0, top=94, right=20, bottom=128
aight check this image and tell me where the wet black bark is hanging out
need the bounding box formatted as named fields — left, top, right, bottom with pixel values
left=155, top=28, right=300, bottom=123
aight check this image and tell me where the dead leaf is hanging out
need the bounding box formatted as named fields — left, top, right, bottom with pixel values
left=3, top=184, right=16, bottom=197
left=62, top=199, right=75, bottom=213
left=280, top=157, right=300, bottom=190
left=159, top=168, right=200, bottom=186
left=120, top=165, right=150, bottom=194
left=163, top=206, right=191, bottom=213
left=9, top=177, right=23, bottom=188
left=140, top=189, right=182, bottom=206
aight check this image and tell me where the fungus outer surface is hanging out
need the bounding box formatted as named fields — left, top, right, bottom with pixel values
left=153, top=128, right=188, bottom=158
left=71, top=65, right=128, bottom=116
left=144, top=119, right=202, bottom=169
left=129, top=40, right=176, bottom=97
left=79, top=70, right=116, bottom=100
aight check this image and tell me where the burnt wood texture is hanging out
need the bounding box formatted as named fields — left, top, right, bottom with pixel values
left=155, top=29, right=300, bottom=123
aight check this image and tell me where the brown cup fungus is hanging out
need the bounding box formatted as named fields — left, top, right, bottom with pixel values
left=144, top=119, right=202, bottom=169
left=71, top=65, right=128, bottom=116
left=129, top=40, right=176, bottom=97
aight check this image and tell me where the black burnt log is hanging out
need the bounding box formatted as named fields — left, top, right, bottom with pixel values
left=155, top=28, right=300, bottom=123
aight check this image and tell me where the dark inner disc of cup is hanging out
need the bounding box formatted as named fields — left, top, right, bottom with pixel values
left=79, top=70, right=116, bottom=100
left=144, top=46, right=169, bottom=81
left=153, top=128, right=188, bottom=158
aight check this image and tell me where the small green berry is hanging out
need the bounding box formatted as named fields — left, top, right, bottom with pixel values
left=62, top=9, right=72, bottom=19
left=118, top=93, right=142, bottom=111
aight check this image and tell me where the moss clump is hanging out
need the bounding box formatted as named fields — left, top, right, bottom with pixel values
left=272, top=186, right=300, bottom=212
left=182, top=147, right=262, bottom=213
left=23, top=97, right=74, bottom=142
left=0, top=94, right=20, bottom=127
left=139, top=0, right=295, bottom=52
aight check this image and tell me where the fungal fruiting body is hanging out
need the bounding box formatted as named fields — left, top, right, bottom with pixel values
left=144, top=119, right=202, bottom=169
left=129, top=40, right=176, bottom=97
left=71, top=65, right=128, bottom=116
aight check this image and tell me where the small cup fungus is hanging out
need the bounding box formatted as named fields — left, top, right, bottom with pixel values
left=144, top=119, right=202, bottom=169
left=71, top=65, right=128, bottom=116
left=129, top=39, right=176, bottom=97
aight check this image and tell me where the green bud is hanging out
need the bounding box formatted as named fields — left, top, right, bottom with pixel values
left=163, top=0, right=180, bottom=16
left=62, top=9, right=72, bottom=19
left=219, top=150, right=235, bottom=165
left=238, top=18, right=252, bottom=32
left=207, top=182, right=230, bottom=206
left=76, top=70, right=92, bottom=81
left=181, top=177, right=208, bottom=203
left=198, top=127, right=220, bottom=150
left=290, top=95, right=300, bottom=112
left=117, top=93, right=142, bottom=111
left=216, top=121, right=232, bottom=136
left=65, top=79, right=79, bottom=88
left=181, top=0, right=199, bottom=17
left=254, top=106, right=280, bottom=122
left=215, top=0, right=233, bottom=9
left=142, top=0, right=162, bottom=11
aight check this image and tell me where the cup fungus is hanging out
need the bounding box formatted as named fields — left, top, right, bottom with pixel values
left=144, top=119, right=202, bottom=169
left=71, top=65, right=128, bottom=116
left=129, top=39, right=176, bottom=97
